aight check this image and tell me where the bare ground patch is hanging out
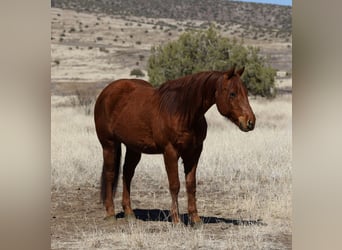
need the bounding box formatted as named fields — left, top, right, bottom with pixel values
left=51, top=185, right=290, bottom=249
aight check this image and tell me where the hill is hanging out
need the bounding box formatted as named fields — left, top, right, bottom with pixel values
left=51, top=1, right=292, bottom=95
left=51, top=0, right=291, bottom=41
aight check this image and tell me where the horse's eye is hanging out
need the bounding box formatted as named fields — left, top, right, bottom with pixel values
left=229, top=92, right=236, bottom=98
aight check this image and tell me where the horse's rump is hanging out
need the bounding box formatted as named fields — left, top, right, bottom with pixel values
left=94, top=79, right=162, bottom=153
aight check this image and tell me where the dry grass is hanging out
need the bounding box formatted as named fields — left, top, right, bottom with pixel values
left=51, top=94, right=291, bottom=249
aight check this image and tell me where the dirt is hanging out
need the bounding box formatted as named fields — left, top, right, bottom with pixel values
left=51, top=185, right=291, bottom=249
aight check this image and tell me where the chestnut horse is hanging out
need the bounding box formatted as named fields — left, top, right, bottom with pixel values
left=94, top=66, right=255, bottom=226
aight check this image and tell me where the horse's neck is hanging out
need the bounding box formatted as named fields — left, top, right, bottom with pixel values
left=199, top=76, right=218, bottom=115
left=157, top=72, right=219, bottom=126
left=184, top=77, right=217, bottom=127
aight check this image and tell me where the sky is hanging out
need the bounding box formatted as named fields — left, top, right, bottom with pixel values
left=233, top=0, right=292, bottom=6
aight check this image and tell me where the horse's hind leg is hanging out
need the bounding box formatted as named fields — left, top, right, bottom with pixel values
left=101, top=141, right=121, bottom=221
left=122, top=148, right=141, bottom=221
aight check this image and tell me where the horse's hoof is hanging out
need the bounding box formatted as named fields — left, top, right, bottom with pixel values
left=125, top=213, right=136, bottom=223
left=103, top=215, right=117, bottom=223
left=191, top=220, right=204, bottom=229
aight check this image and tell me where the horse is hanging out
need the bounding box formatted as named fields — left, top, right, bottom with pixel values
left=94, top=66, right=255, bottom=227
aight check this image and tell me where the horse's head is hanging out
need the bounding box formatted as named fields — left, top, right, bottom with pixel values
left=215, top=66, right=256, bottom=132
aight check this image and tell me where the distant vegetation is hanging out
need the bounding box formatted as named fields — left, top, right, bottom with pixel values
left=130, top=68, right=145, bottom=77
left=148, top=27, right=276, bottom=98
left=51, top=0, right=291, bottom=40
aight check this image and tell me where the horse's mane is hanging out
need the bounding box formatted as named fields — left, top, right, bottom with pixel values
left=156, top=71, right=223, bottom=124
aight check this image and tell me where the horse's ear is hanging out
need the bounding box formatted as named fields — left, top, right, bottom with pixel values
left=226, top=66, right=235, bottom=79
left=236, top=67, right=245, bottom=76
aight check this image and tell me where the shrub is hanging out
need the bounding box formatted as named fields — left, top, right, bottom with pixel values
left=138, top=54, right=145, bottom=61
left=72, top=88, right=97, bottom=116
left=130, top=68, right=145, bottom=77
left=99, top=47, right=109, bottom=53
left=147, top=26, right=276, bottom=97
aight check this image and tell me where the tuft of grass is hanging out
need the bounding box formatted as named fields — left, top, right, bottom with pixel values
left=70, top=88, right=97, bottom=116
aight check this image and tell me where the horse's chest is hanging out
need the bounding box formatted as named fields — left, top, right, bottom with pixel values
left=172, top=119, right=207, bottom=151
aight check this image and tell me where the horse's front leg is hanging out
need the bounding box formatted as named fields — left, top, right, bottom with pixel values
left=163, top=144, right=181, bottom=224
left=183, top=144, right=203, bottom=227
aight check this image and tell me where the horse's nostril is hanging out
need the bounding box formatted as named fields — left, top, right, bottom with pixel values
left=247, top=120, right=254, bottom=129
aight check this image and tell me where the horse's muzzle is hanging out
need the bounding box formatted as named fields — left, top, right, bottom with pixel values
left=238, top=116, right=255, bottom=132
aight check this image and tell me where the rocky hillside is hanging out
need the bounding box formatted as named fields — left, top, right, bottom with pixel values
left=51, top=0, right=291, bottom=41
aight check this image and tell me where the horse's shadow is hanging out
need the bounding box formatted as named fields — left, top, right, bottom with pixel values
left=116, top=208, right=266, bottom=226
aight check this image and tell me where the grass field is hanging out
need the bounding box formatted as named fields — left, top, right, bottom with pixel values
left=51, top=93, right=291, bottom=249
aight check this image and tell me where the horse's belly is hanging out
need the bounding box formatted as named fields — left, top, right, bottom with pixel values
left=113, top=103, right=163, bottom=154
left=123, top=139, right=163, bottom=154
left=115, top=124, right=161, bottom=154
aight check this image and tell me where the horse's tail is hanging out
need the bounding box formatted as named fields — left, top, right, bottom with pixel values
left=100, top=143, right=122, bottom=204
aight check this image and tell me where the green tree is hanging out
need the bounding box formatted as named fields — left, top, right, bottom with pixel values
left=147, top=26, right=276, bottom=97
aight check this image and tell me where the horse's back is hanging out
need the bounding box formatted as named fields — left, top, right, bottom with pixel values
left=97, top=78, right=151, bottom=101
left=95, top=78, right=153, bottom=111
